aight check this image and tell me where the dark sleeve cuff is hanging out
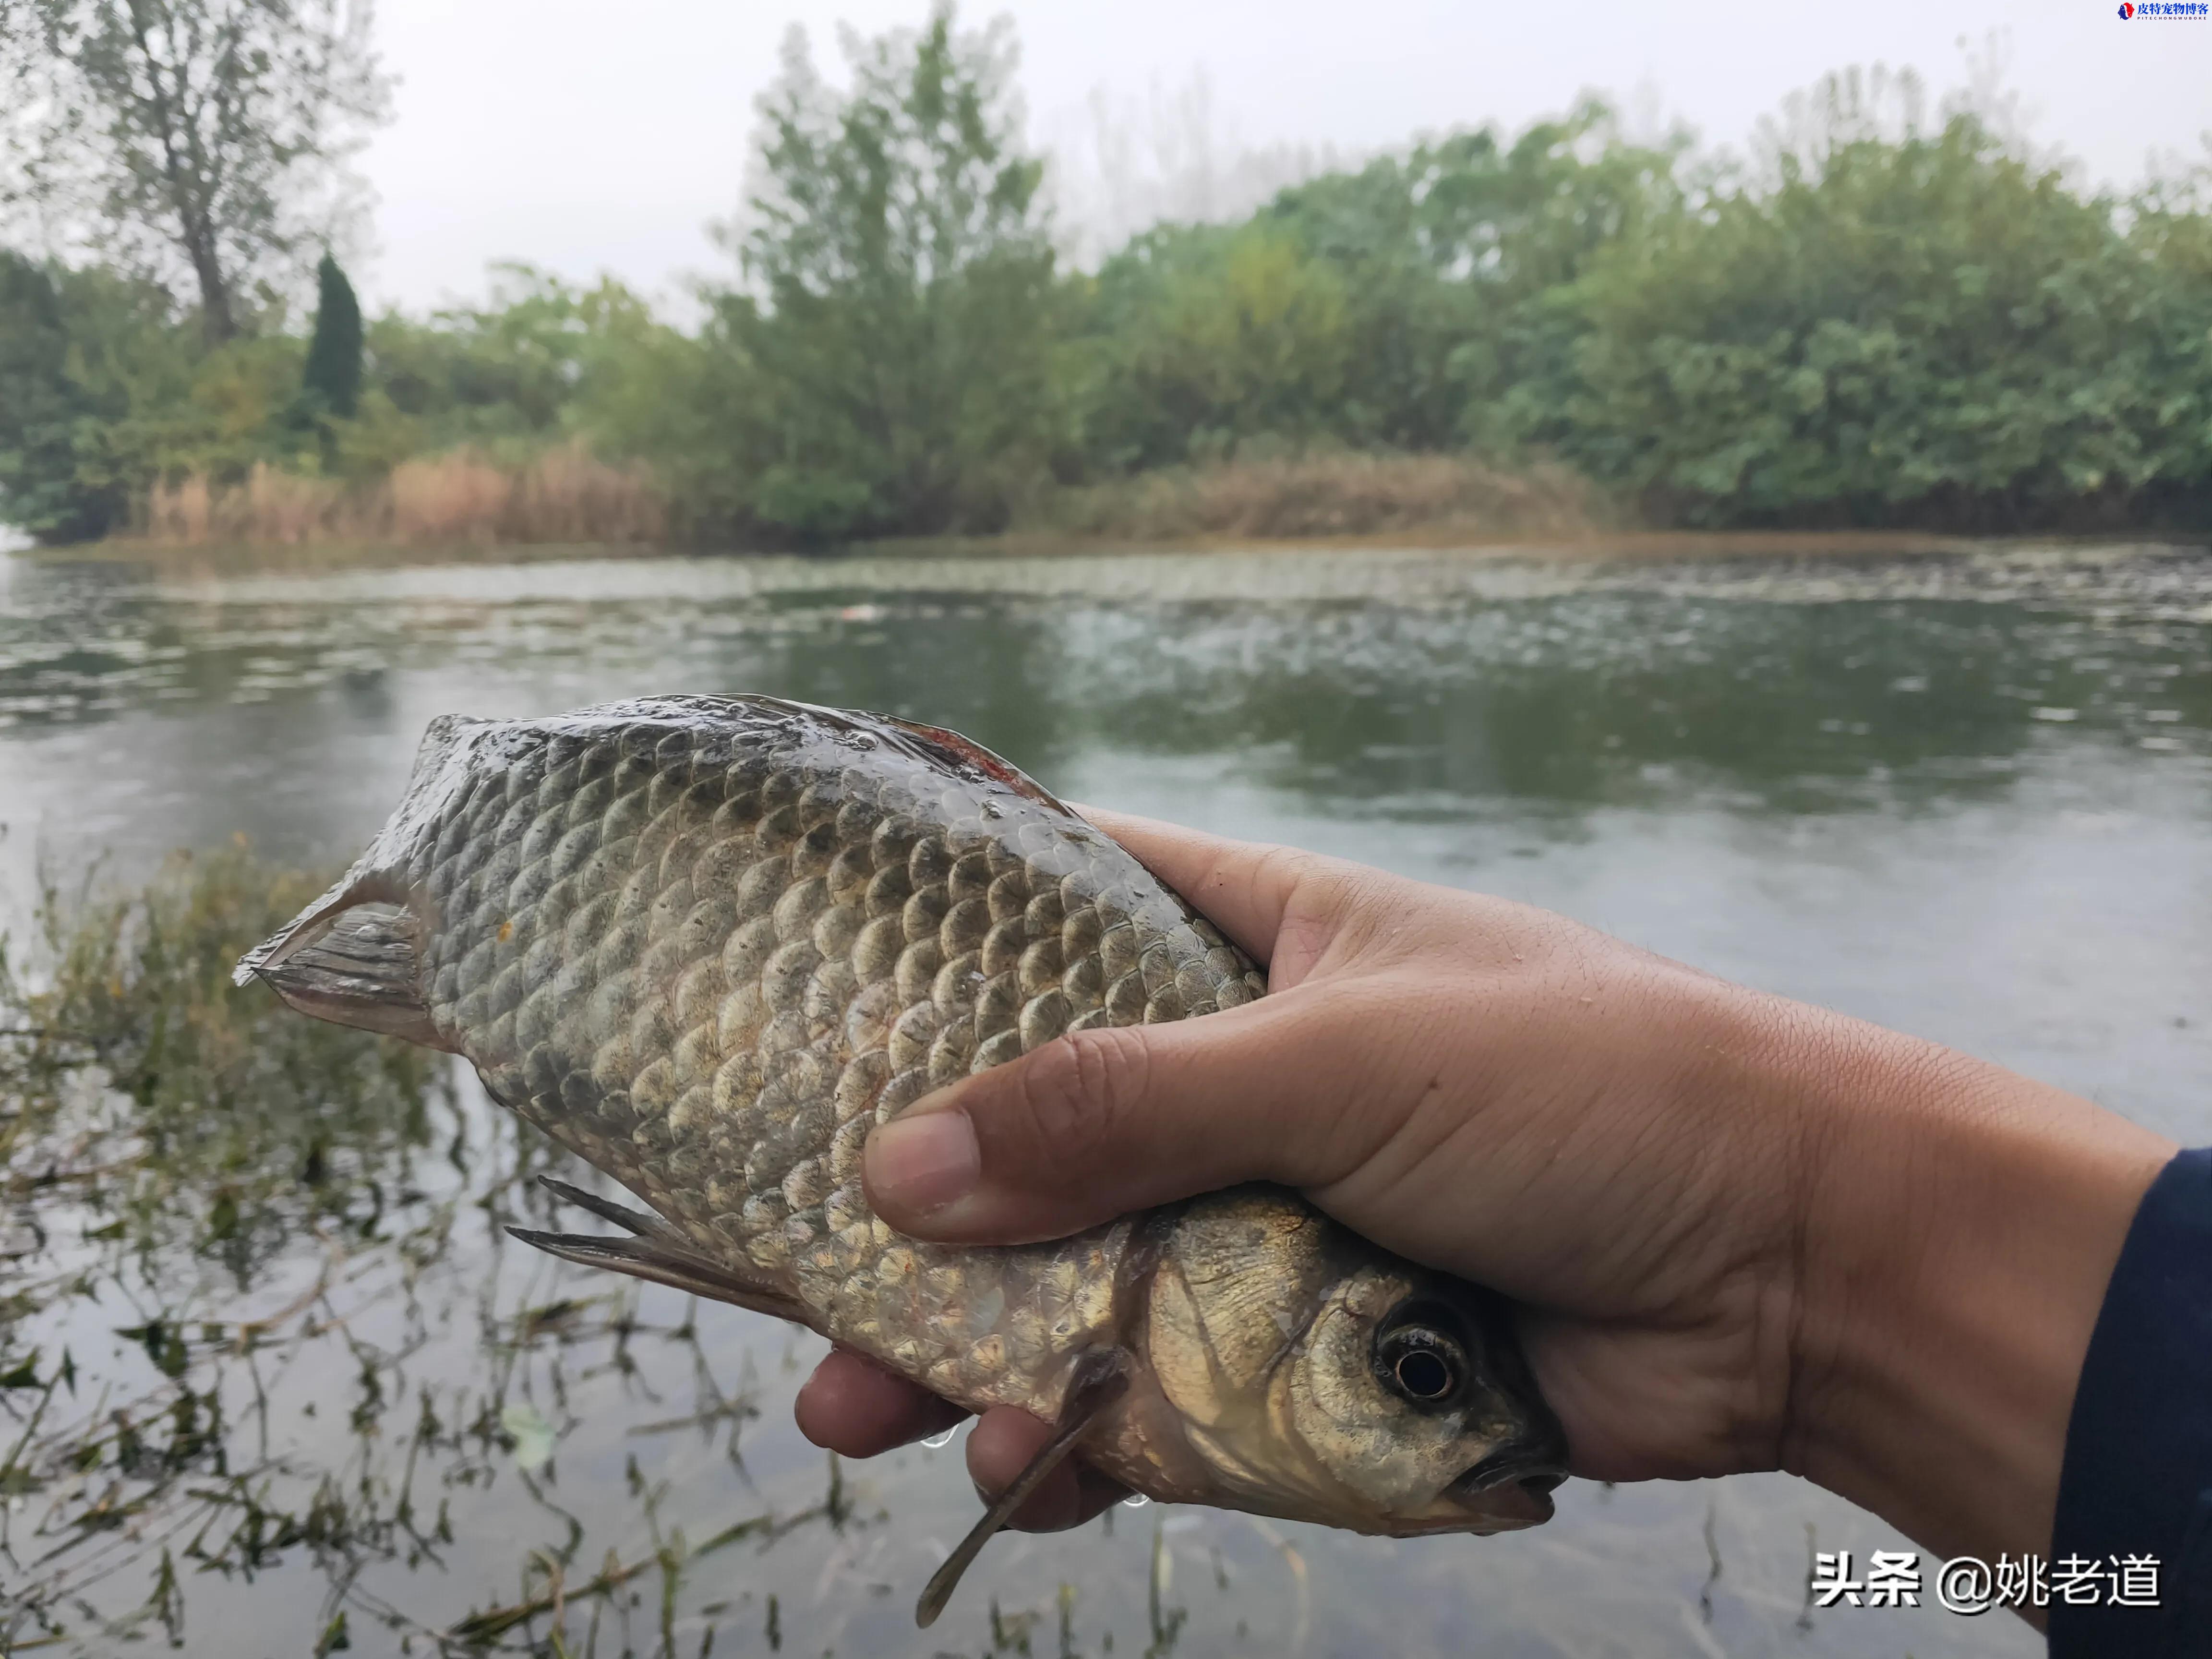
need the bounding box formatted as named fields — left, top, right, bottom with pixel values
left=2051, top=1147, right=2212, bottom=1657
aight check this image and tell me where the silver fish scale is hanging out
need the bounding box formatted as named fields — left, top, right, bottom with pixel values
left=402, top=698, right=1265, bottom=1408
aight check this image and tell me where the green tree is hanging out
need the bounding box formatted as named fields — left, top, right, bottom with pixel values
left=1262, top=104, right=1682, bottom=455
left=360, top=264, right=661, bottom=452
left=299, top=249, right=360, bottom=416
left=2116, top=164, right=2212, bottom=527
left=1551, top=109, right=2190, bottom=528
left=575, top=296, right=768, bottom=543
left=0, top=250, right=125, bottom=540
left=25, top=255, right=313, bottom=521
left=1066, top=102, right=1683, bottom=473
left=1074, top=221, right=1352, bottom=469
left=721, top=2, right=1059, bottom=540
left=1, top=0, right=391, bottom=346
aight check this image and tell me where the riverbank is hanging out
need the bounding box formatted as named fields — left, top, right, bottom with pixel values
left=59, top=450, right=1619, bottom=565
left=20, top=523, right=2087, bottom=579
left=25, top=528, right=2183, bottom=585
left=24, top=450, right=2212, bottom=576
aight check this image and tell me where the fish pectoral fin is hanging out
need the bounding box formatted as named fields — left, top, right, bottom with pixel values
left=534, top=1175, right=685, bottom=1244
left=505, top=1227, right=811, bottom=1326
left=914, top=1347, right=1133, bottom=1630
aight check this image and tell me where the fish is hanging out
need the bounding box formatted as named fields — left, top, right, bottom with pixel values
left=234, top=695, right=1567, bottom=1623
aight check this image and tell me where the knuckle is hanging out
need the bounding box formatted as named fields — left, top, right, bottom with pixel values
left=1262, top=850, right=1364, bottom=980
left=1249, top=841, right=1327, bottom=913
left=1010, top=1024, right=1150, bottom=1166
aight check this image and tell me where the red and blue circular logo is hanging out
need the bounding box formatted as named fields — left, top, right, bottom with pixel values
left=2118, top=2, right=2134, bottom=13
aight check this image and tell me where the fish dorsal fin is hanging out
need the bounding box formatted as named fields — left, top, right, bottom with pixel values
left=509, top=695, right=1070, bottom=812
left=874, top=714, right=1063, bottom=807
left=242, top=894, right=448, bottom=1051
left=915, top=1348, right=1132, bottom=1629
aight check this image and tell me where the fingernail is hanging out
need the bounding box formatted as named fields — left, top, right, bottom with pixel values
left=866, top=1110, right=981, bottom=1216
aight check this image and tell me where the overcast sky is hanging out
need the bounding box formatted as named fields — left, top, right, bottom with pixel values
left=355, top=0, right=2209, bottom=314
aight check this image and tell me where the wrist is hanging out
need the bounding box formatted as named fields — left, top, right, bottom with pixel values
left=1773, top=1013, right=2173, bottom=1567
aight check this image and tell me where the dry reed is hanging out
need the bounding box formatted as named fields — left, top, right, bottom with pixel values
left=127, top=446, right=1612, bottom=558
left=1032, top=451, right=1613, bottom=543
left=139, top=444, right=667, bottom=549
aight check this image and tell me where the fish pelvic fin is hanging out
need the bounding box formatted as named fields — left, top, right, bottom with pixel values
left=532, top=1176, right=688, bottom=1245
left=505, top=1229, right=814, bottom=1325
left=233, top=875, right=448, bottom=1051
left=915, top=1347, right=1133, bottom=1629
left=508, top=1179, right=813, bottom=1327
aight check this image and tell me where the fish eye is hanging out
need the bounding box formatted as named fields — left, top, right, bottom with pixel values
left=1394, top=1346, right=1455, bottom=1399
left=1374, top=1302, right=1471, bottom=1408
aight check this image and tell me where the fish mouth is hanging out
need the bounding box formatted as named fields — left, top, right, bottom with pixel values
left=1443, top=1443, right=1569, bottom=1530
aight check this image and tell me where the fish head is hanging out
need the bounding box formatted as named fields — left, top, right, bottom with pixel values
left=1139, top=1190, right=1566, bottom=1537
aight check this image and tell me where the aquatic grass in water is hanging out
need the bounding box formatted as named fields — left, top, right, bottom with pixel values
left=4, top=543, right=2176, bottom=1655
left=0, top=851, right=2041, bottom=1659
left=0, top=848, right=1148, bottom=1658
left=0, top=846, right=448, bottom=1644
left=1, top=844, right=444, bottom=1263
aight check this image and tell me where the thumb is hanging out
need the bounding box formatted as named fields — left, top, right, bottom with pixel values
left=862, top=984, right=1394, bottom=1244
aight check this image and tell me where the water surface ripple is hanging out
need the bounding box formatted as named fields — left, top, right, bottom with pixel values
left=4, top=542, right=2209, bottom=1657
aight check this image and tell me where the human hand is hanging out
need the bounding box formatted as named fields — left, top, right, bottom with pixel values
left=796, top=810, right=2173, bottom=1568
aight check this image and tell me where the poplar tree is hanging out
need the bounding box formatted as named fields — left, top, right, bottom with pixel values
left=726, top=2, right=1059, bottom=539
left=0, top=0, right=391, bottom=346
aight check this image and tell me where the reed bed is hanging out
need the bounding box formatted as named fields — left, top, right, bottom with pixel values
left=117, top=447, right=1612, bottom=557
left=138, top=445, right=667, bottom=549
left=1032, top=451, right=1613, bottom=543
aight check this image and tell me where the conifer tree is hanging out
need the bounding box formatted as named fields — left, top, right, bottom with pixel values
left=301, top=252, right=363, bottom=417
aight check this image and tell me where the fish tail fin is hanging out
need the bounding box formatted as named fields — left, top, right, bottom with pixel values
left=232, top=872, right=447, bottom=1050
left=228, top=716, right=493, bottom=1053
left=233, top=710, right=496, bottom=1048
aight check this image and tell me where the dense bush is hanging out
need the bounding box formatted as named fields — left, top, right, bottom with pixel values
left=1049, top=107, right=1681, bottom=477
left=0, top=251, right=122, bottom=541
left=1, top=10, right=2207, bottom=547
left=1552, top=119, right=2212, bottom=529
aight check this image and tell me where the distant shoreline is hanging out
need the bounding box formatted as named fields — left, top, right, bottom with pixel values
left=12, top=526, right=2206, bottom=577
left=23, top=447, right=2205, bottom=574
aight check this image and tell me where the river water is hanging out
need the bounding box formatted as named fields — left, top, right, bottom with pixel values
left=2, top=541, right=2208, bottom=1657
